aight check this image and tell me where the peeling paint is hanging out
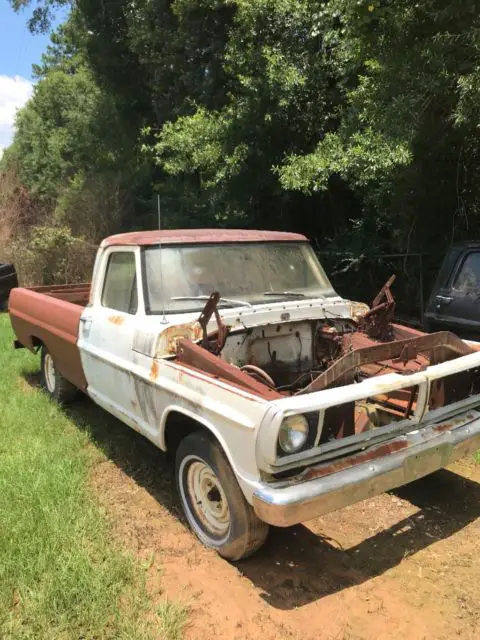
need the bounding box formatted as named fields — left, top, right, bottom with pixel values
left=155, top=321, right=203, bottom=357
left=150, top=359, right=159, bottom=381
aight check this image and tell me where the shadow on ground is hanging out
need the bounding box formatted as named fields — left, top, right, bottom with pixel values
left=25, top=371, right=480, bottom=610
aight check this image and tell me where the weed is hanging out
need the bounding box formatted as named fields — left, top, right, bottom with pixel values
left=157, top=599, right=189, bottom=640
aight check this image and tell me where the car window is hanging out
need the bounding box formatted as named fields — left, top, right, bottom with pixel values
left=102, top=252, right=138, bottom=313
left=452, top=252, right=480, bottom=295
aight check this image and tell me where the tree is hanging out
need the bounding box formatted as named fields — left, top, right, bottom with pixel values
left=9, top=0, right=480, bottom=256
left=3, top=17, right=144, bottom=239
left=280, top=1, right=480, bottom=252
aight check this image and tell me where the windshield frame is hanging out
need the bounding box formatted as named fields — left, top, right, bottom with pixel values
left=141, top=241, right=335, bottom=315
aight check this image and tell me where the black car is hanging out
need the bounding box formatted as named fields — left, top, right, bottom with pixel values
left=0, top=262, right=18, bottom=309
left=425, top=241, right=480, bottom=339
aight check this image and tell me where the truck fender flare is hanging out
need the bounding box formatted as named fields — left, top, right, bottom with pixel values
left=159, top=404, right=241, bottom=478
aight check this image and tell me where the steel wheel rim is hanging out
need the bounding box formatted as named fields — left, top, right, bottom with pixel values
left=186, top=460, right=230, bottom=537
left=44, top=353, right=56, bottom=392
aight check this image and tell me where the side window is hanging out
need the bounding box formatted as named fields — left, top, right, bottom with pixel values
left=452, top=252, right=480, bottom=295
left=102, top=252, right=138, bottom=314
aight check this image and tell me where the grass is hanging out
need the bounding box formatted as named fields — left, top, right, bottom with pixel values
left=157, top=600, right=190, bottom=640
left=0, top=313, right=187, bottom=640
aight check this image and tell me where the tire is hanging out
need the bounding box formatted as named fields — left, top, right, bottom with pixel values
left=175, top=431, right=269, bottom=561
left=40, top=346, right=77, bottom=404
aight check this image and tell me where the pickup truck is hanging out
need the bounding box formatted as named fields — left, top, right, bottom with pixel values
left=9, top=229, right=480, bottom=560
left=425, top=241, right=480, bottom=339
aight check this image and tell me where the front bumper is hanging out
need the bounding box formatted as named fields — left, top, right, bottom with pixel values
left=252, top=410, right=480, bottom=527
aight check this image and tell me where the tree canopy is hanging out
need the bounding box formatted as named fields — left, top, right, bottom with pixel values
left=4, top=0, right=480, bottom=282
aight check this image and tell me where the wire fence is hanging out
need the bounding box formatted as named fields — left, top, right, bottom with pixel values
left=316, top=251, right=445, bottom=326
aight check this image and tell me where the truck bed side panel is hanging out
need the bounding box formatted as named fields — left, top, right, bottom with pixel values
left=9, top=288, right=87, bottom=390
left=29, top=282, right=91, bottom=306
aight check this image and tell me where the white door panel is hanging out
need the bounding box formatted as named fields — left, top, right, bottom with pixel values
left=79, top=248, right=142, bottom=426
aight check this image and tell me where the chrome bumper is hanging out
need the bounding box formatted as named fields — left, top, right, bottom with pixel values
left=252, top=411, right=480, bottom=527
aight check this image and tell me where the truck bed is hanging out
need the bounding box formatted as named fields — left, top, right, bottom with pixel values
left=29, top=282, right=91, bottom=306
left=9, top=285, right=88, bottom=391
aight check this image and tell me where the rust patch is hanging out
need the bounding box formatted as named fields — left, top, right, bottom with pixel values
left=433, top=415, right=471, bottom=433
left=358, top=274, right=396, bottom=340
left=150, top=360, right=159, bottom=381
left=433, top=422, right=454, bottom=433
left=302, top=440, right=409, bottom=482
left=176, top=338, right=282, bottom=399
left=197, top=292, right=230, bottom=355
left=131, top=399, right=138, bottom=409
left=159, top=321, right=202, bottom=355
left=301, top=331, right=473, bottom=395
left=108, top=315, right=125, bottom=326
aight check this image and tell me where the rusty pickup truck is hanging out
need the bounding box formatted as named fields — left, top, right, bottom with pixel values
left=9, top=229, right=480, bottom=560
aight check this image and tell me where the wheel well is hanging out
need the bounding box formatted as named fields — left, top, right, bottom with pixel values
left=31, top=336, right=43, bottom=351
left=163, top=411, right=208, bottom=459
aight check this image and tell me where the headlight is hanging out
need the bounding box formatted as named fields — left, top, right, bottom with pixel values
left=278, top=415, right=309, bottom=454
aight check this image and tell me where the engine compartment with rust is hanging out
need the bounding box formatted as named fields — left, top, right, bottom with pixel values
left=174, top=281, right=480, bottom=444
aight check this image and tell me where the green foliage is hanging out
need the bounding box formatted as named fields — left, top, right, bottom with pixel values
left=10, top=225, right=95, bottom=286
left=279, top=130, right=412, bottom=194
left=3, top=18, right=144, bottom=248
left=143, top=0, right=341, bottom=224
left=7, top=65, right=108, bottom=200
left=7, top=0, right=480, bottom=273
left=157, top=600, right=190, bottom=640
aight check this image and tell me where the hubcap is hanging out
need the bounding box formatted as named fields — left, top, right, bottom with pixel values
left=44, top=353, right=56, bottom=393
left=186, top=461, right=230, bottom=537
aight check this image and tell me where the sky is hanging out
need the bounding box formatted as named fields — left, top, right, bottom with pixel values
left=0, top=1, right=68, bottom=153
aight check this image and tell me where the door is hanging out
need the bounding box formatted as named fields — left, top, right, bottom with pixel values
left=79, top=248, right=142, bottom=423
left=432, top=251, right=480, bottom=338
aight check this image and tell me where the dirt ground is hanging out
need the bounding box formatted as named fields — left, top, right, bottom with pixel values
left=71, top=396, right=480, bottom=640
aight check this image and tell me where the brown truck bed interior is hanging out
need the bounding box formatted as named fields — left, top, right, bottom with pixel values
left=29, top=283, right=91, bottom=306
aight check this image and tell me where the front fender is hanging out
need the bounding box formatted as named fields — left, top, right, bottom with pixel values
left=159, top=401, right=265, bottom=503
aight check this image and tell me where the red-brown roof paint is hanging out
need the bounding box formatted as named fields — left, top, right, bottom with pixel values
left=101, top=229, right=308, bottom=247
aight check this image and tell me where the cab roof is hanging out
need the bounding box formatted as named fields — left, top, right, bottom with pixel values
left=101, top=229, right=308, bottom=248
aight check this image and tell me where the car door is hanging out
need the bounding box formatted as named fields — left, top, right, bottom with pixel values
left=432, top=250, right=480, bottom=338
left=78, top=247, right=142, bottom=424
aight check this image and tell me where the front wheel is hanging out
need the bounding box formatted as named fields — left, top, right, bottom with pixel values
left=40, top=346, right=77, bottom=404
left=175, top=431, right=269, bottom=561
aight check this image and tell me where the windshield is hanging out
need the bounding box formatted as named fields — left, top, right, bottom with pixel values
left=143, top=242, right=335, bottom=314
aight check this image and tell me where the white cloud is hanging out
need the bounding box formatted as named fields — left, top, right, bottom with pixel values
left=0, top=75, right=34, bottom=155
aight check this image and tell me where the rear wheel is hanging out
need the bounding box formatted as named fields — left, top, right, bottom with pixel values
left=175, top=431, right=269, bottom=561
left=40, top=346, right=77, bottom=404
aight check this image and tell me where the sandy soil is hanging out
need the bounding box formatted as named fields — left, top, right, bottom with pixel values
left=71, top=397, right=480, bottom=640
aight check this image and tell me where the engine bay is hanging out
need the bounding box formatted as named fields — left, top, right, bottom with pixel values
left=173, top=280, right=479, bottom=444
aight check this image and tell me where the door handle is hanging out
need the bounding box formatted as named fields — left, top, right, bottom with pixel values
left=435, top=295, right=452, bottom=306
left=79, top=316, right=92, bottom=334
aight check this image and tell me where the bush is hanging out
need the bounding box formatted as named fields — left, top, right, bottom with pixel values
left=0, top=170, right=96, bottom=286
left=11, top=226, right=96, bottom=286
